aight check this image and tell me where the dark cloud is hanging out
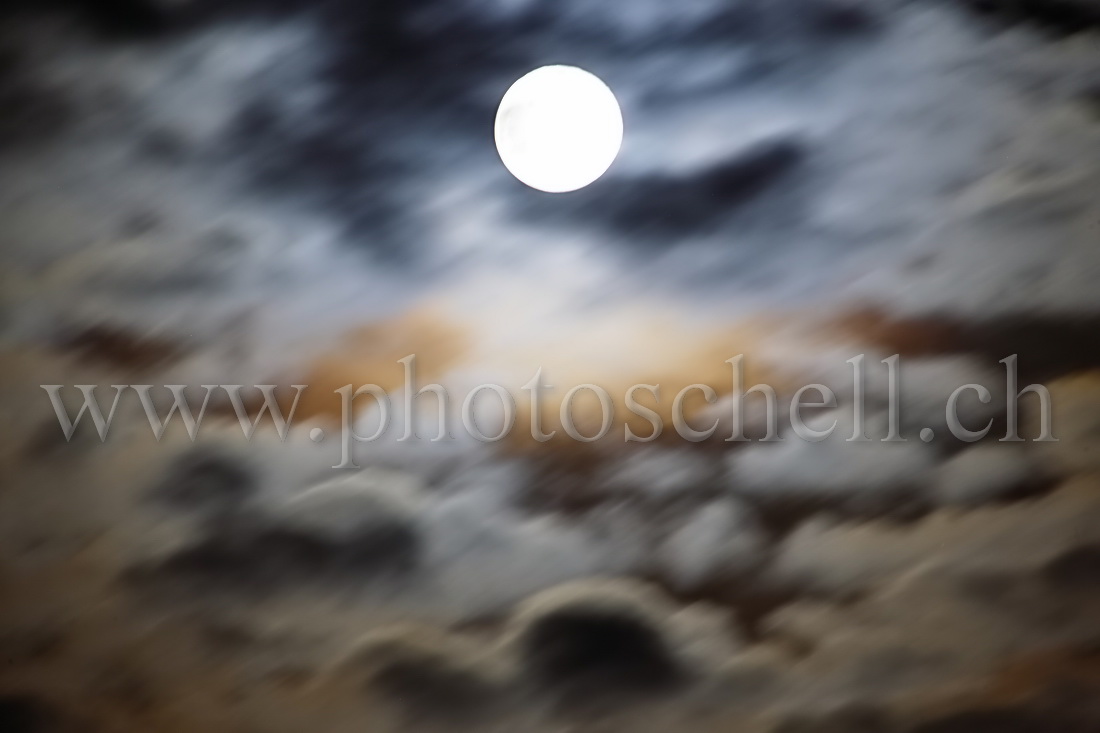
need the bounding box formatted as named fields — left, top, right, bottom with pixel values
left=0, top=50, right=73, bottom=150
left=1042, top=543, right=1100, bottom=590
left=517, top=136, right=806, bottom=244
left=511, top=582, right=688, bottom=710
left=342, top=627, right=505, bottom=723
left=957, top=0, right=1100, bottom=34
left=134, top=472, right=423, bottom=593
left=149, top=448, right=258, bottom=513
left=0, top=695, right=62, bottom=733
left=773, top=704, right=895, bottom=733
left=139, top=518, right=420, bottom=592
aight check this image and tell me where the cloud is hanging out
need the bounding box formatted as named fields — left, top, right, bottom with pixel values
left=335, top=625, right=508, bottom=723
left=147, top=445, right=260, bottom=513
left=728, top=410, right=941, bottom=515
left=932, top=443, right=1047, bottom=507
left=505, top=579, right=693, bottom=710
left=771, top=475, right=1100, bottom=595
left=655, top=499, right=769, bottom=591
left=133, top=465, right=424, bottom=594
left=517, top=135, right=806, bottom=243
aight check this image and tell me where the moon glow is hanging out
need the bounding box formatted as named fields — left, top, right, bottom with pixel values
left=494, top=65, right=623, bottom=193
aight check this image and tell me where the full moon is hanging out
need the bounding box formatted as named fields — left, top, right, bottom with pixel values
left=494, top=65, right=623, bottom=193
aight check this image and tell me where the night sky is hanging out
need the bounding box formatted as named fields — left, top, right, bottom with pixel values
left=1, top=1, right=1099, bottom=731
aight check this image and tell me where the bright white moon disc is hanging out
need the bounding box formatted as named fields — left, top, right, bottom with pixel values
left=494, top=65, right=623, bottom=193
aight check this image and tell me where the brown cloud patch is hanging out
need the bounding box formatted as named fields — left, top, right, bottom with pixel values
left=286, top=306, right=469, bottom=421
